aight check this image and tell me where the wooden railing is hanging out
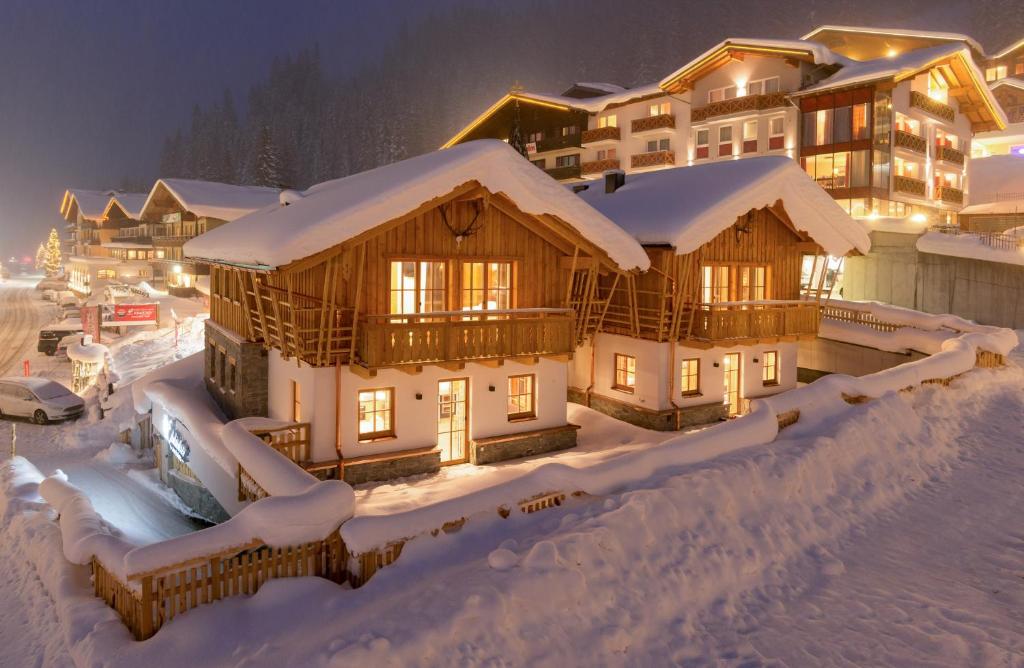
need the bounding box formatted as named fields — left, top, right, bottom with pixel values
left=544, top=164, right=581, bottom=181
left=690, top=92, right=787, bottom=122
left=935, top=185, right=964, bottom=204
left=92, top=533, right=347, bottom=640
left=581, top=126, right=620, bottom=144
left=820, top=304, right=901, bottom=332
left=536, top=133, right=581, bottom=152
left=358, top=309, right=574, bottom=368
left=894, top=174, right=927, bottom=197
left=631, top=150, right=675, bottom=169
left=688, top=302, right=820, bottom=341
left=237, top=463, right=269, bottom=502
left=152, top=235, right=192, bottom=247
left=930, top=224, right=1024, bottom=251
left=894, top=129, right=927, bottom=154
left=909, top=91, right=955, bottom=123
left=631, top=113, right=675, bottom=134
left=934, top=144, right=965, bottom=165
left=581, top=158, right=620, bottom=175
left=248, top=423, right=311, bottom=466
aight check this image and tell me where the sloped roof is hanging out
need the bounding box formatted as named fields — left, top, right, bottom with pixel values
left=102, top=193, right=148, bottom=220
left=140, top=179, right=281, bottom=222
left=61, top=189, right=118, bottom=221
left=185, top=140, right=651, bottom=272
left=801, top=25, right=984, bottom=57
left=990, top=37, right=1024, bottom=59
left=992, top=77, right=1024, bottom=92
left=572, top=156, right=870, bottom=257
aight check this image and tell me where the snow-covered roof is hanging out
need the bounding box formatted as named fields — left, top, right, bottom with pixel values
left=185, top=140, right=651, bottom=271
left=140, top=178, right=281, bottom=222
left=572, top=156, right=870, bottom=257
left=992, top=77, right=1024, bottom=92
left=992, top=37, right=1024, bottom=59
left=800, top=25, right=984, bottom=56
left=958, top=201, right=1024, bottom=216
left=799, top=43, right=965, bottom=93
left=103, top=193, right=148, bottom=220
left=61, top=189, right=117, bottom=222
left=660, top=38, right=847, bottom=90
left=569, top=82, right=627, bottom=95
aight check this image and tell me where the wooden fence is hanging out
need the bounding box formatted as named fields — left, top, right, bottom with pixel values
left=248, top=422, right=311, bottom=466
left=820, top=303, right=901, bottom=332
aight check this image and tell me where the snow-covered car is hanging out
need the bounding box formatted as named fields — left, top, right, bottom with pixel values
left=35, top=277, right=67, bottom=292
left=0, top=377, right=84, bottom=424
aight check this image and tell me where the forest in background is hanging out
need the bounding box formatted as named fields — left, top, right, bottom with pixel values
left=155, top=0, right=1024, bottom=191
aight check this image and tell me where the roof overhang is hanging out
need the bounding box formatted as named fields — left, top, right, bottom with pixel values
left=441, top=93, right=581, bottom=149
left=891, top=50, right=1007, bottom=132
left=660, top=42, right=824, bottom=94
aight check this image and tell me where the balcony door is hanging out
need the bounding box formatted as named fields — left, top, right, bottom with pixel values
left=437, top=378, right=468, bottom=464
left=723, top=352, right=741, bottom=416
left=460, top=261, right=512, bottom=317
left=389, top=260, right=446, bottom=320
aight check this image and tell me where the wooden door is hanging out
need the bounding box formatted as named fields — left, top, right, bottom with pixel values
left=723, top=353, right=741, bottom=416
left=437, top=379, right=468, bottom=464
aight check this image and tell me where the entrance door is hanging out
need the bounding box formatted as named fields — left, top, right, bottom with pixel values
left=723, top=353, right=741, bottom=416
left=437, top=379, right=468, bottom=464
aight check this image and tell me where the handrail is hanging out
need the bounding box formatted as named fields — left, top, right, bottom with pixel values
left=364, top=307, right=571, bottom=320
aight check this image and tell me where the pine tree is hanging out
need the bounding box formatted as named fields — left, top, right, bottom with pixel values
left=43, top=229, right=62, bottom=277
left=253, top=126, right=288, bottom=188
left=34, top=243, right=46, bottom=270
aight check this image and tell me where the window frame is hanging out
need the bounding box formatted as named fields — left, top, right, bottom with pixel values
left=680, top=358, right=701, bottom=396
left=357, top=387, right=396, bottom=441
left=613, top=353, right=636, bottom=393
left=291, top=379, right=302, bottom=422
left=460, top=260, right=514, bottom=314
left=388, top=259, right=447, bottom=317
left=507, top=373, right=537, bottom=421
left=762, top=350, right=779, bottom=386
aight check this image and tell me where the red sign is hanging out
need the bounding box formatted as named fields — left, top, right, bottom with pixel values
left=81, top=305, right=102, bottom=341
left=110, top=303, right=159, bottom=324
left=22, top=360, right=29, bottom=377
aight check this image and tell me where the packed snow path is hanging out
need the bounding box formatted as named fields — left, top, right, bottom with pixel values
left=0, top=278, right=55, bottom=377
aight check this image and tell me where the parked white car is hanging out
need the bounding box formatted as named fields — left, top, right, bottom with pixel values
left=0, top=377, right=85, bottom=424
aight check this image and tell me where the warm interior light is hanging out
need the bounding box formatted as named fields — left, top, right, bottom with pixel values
left=172, top=264, right=182, bottom=273
left=910, top=213, right=928, bottom=223
left=886, top=48, right=899, bottom=58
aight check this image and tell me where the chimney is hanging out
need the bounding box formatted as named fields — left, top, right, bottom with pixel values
left=605, top=169, right=625, bottom=194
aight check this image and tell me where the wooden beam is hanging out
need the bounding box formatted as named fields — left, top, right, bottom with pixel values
left=542, top=353, right=572, bottom=363
left=511, top=355, right=539, bottom=365
left=396, top=365, right=423, bottom=375
left=437, top=361, right=466, bottom=372
left=348, top=364, right=377, bottom=379
left=474, top=359, right=504, bottom=368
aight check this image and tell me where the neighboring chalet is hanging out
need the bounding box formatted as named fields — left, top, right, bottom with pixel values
left=959, top=155, right=1024, bottom=234
left=982, top=38, right=1024, bottom=84
left=183, top=140, right=649, bottom=484
left=989, top=79, right=1024, bottom=125
left=136, top=179, right=280, bottom=294
left=572, top=157, right=870, bottom=428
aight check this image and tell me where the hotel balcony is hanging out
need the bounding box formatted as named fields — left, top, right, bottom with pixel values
left=934, top=144, right=965, bottom=166
left=536, top=134, right=581, bottom=152
left=935, top=185, right=964, bottom=205
left=581, top=158, right=621, bottom=176
left=581, top=126, right=621, bottom=146
left=893, top=129, right=927, bottom=155
left=152, top=235, right=193, bottom=247
left=894, top=174, right=927, bottom=197
left=631, top=150, right=675, bottom=169
left=631, top=114, right=675, bottom=135
left=909, top=91, right=955, bottom=123
left=687, top=302, right=820, bottom=342
left=545, top=164, right=581, bottom=181
left=690, top=92, right=788, bottom=123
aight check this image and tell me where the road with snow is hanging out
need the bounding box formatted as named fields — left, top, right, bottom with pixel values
left=0, top=277, right=56, bottom=377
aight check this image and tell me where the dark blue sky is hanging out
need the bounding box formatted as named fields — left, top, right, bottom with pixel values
left=0, top=0, right=433, bottom=256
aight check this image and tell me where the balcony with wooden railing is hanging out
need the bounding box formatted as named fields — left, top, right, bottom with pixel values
left=631, top=150, right=675, bottom=169
left=545, top=164, right=581, bottom=181
left=581, top=158, right=621, bottom=175
left=357, top=309, right=574, bottom=368
left=934, top=144, right=965, bottom=166
left=894, top=174, right=927, bottom=197
left=686, top=302, right=820, bottom=342
left=581, top=126, right=621, bottom=145
left=935, top=185, right=964, bottom=205
left=536, top=133, right=581, bottom=152
left=690, top=92, right=787, bottom=123
left=152, top=235, right=193, bottom=247
left=248, top=422, right=311, bottom=467
left=909, top=91, right=955, bottom=123
left=631, top=114, right=675, bottom=134
left=893, top=129, right=927, bottom=154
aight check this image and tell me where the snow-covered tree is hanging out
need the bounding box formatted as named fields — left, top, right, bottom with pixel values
left=253, top=125, right=288, bottom=188
left=34, top=243, right=46, bottom=270
left=43, top=229, right=62, bottom=277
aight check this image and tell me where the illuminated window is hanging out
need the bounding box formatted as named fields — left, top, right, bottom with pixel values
left=743, top=120, right=758, bottom=153
left=613, top=354, right=636, bottom=392
left=702, top=265, right=730, bottom=303
left=680, top=358, right=700, bottom=396
left=461, top=261, right=512, bottom=312
left=738, top=266, right=767, bottom=301
left=291, top=380, right=301, bottom=422
left=649, top=101, right=671, bottom=116
left=695, top=128, right=710, bottom=159
left=769, top=117, right=785, bottom=150
left=646, top=138, right=670, bottom=152
left=507, top=374, right=536, bottom=420
left=598, top=115, right=617, bottom=128
left=762, top=350, right=779, bottom=385
left=708, top=86, right=738, bottom=103
left=561, top=126, right=578, bottom=137
left=927, top=70, right=949, bottom=103
left=528, top=131, right=544, bottom=143
left=596, top=148, right=617, bottom=160
left=746, top=76, right=780, bottom=96
left=358, top=388, right=395, bottom=440
left=985, top=65, right=1007, bottom=81
left=389, top=261, right=446, bottom=316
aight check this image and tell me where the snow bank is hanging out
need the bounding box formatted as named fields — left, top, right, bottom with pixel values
left=916, top=230, right=1024, bottom=267
left=221, top=421, right=320, bottom=497
left=185, top=140, right=651, bottom=272
left=66, top=341, right=109, bottom=365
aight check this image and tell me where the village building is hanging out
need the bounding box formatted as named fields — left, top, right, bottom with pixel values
left=183, top=140, right=649, bottom=484
left=571, top=157, right=870, bottom=429
left=982, top=38, right=1024, bottom=84
left=136, top=179, right=280, bottom=295
left=958, top=154, right=1024, bottom=234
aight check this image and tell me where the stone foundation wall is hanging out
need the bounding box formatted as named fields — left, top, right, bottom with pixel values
left=471, top=424, right=579, bottom=465
left=166, top=471, right=230, bottom=524
left=204, top=320, right=268, bottom=420
left=569, top=388, right=727, bottom=431
left=342, top=449, right=441, bottom=486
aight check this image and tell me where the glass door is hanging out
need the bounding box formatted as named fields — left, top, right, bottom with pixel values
left=437, top=379, right=468, bottom=464
left=723, top=353, right=741, bottom=416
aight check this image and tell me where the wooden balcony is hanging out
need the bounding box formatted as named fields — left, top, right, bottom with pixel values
left=581, top=126, right=621, bottom=145
left=631, top=150, right=675, bottom=169
left=581, top=158, right=620, bottom=175
left=358, top=309, right=574, bottom=368
left=631, top=114, right=675, bottom=134
left=894, top=174, right=927, bottom=197
left=687, top=302, right=820, bottom=342
left=536, top=133, right=581, bottom=152
left=152, top=235, right=192, bottom=247
left=690, top=92, right=787, bottom=123
left=894, top=129, right=927, bottom=154
left=934, top=144, right=965, bottom=166
left=935, top=185, right=964, bottom=205
left=545, top=164, right=581, bottom=181
left=909, top=91, right=955, bottom=123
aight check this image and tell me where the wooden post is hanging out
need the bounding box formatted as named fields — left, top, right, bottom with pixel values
left=235, top=269, right=257, bottom=341
left=348, top=244, right=366, bottom=364
left=139, top=575, right=154, bottom=640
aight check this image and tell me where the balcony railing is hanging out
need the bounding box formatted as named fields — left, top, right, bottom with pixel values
left=894, top=129, right=927, bottom=154
left=152, top=235, right=193, bottom=247
left=581, top=126, right=620, bottom=144
left=894, top=174, right=927, bottom=197
left=690, top=92, right=787, bottom=123
left=536, top=133, right=581, bottom=152
left=545, top=164, right=581, bottom=180
left=909, top=91, right=955, bottom=123
left=688, top=302, right=820, bottom=341
left=934, top=144, right=965, bottom=166
left=581, top=158, right=621, bottom=175
left=631, top=114, right=675, bottom=134
left=112, top=235, right=153, bottom=244
left=935, top=185, right=964, bottom=204
left=358, top=309, right=575, bottom=368
left=631, top=150, right=675, bottom=169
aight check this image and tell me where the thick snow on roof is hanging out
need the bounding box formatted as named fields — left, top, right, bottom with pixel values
left=519, top=82, right=665, bottom=114
left=959, top=201, right=1024, bottom=216
left=570, top=82, right=627, bottom=94
left=800, top=44, right=974, bottom=93
left=106, top=193, right=148, bottom=219
left=65, top=189, right=117, bottom=221
left=991, top=37, right=1024, bottom=59
left=992, top=77, right=1024, bottom=92
left=144, top=178, right=281, bottom=222
left=185, top=140, right=650, bottom=271
left=573, top=156, right=870, bottom=257
left=967, top=155, right=1024, bottom=203
left=800, top=25, right=984, bottom=56
left=660, top=38, right=848, bottom=88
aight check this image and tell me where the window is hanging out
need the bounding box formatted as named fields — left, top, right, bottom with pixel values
left=461, top=261, right=512, bottom=312
left=561, top=126, right=578, bottom=137
left=507, top=374, right=536, bottom=420
left=531, top=158, right=546, bottom=169
left=695, top=128, right=710, bottom=159
left=217, top=348, right=226, bottom=388
left=833, top=106, right=852, bottom=143
left=719, top=125, right=733, bottom=157
left=528, top=131, right=544, bottom=143
left=649, top=101, right=671, bottom=116
left=702, top=265, right=730, bottom=303
left=708, top=85, right=738, bottom=103
left=555, top=154, right=580, bottom=168
left=852, top=103, right=870, bottom=140
left=227, top=356, right=236, bottom=393
left=206, top=341, right=216, bottom=381
left=613, top=354, right=636, bottom=392
left=291, top=380, right=301, bottom=422
left=646, top=138, right=670, bottom=152
left=746, top=76, right=780, bottom=96
left=738, top=266, right=767, bottom=301
left=801, top=151, right=869, bottom=189
left=680, top=358, right=700, bottom=396
left=389, top=261, right=446, bottom=316
left=743, top=120, right=758, bottom=153
left=1016, top=62, right=1024, bottom=76
left=597, top=148, right=617, bottom=160
left=598, top=115, right=617, bottom=128
left=769, top=117, right=785, bottom=150
left=927, top=70, right=949, bottom=103
left=985, top=65, right=1007, bottom=81
left=762, top=351, right=779, bottom=385
left=358, top=388, right=395, bottom=440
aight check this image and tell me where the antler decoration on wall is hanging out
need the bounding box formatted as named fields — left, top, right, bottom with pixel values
left=440, top=194, right=489, bottom=245
left=735, top=210, right=754, bottom=244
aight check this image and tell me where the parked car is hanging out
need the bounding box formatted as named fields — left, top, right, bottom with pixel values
left=0, top=377, right=84, bottom=424
left=38, top=320, right=83, bottom=356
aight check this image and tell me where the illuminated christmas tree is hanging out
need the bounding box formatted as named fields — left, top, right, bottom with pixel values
left=43, top=228, right=62, bottom=277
